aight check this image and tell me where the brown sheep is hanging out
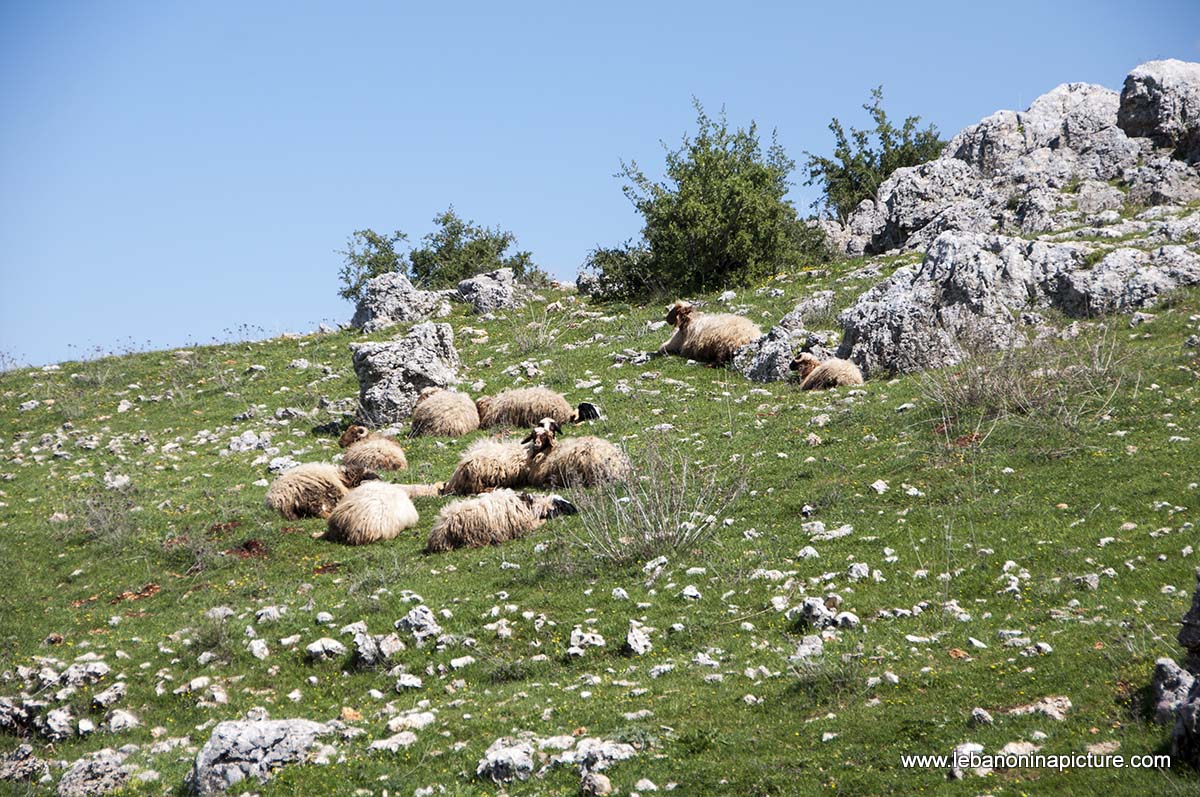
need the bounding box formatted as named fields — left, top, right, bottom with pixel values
left=264, top=463, right=378, bottom=520
left=339, top=425, right=408, bottom=472
left=475, top=387, right=600, bottom=430
left=410, top=387, right=480, bottom=437
left=325, top=481, right=420, bottom=546
left=425, top=489, right=577, bottom=553
left=789, top=353, right=865, bottom=390
left=525, top=426, right=631, bottom=488
left=658, top=301, right=762, bottom=364
left=440, top=437, right=533, bottom=495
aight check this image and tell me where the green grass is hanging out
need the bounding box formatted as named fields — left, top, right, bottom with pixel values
left=1, top=264, right=1198, bottom=796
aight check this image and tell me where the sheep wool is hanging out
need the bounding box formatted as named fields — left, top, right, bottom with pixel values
left=658, top=301, right=762, bottom=364
left=410, top=388, right=480, bottom=437
left=790, top=353, right=865, bottom=391
left=339, top=425, right=408, bottom=472
left=426, top=489, right=576, bottom=552
left=441, top=438, right=532, bottom=495
left=264, top=463, right=376, bottom=520
left=325, top=481, right=419, bottom=546
left=527, top=430, right=631, bottom=488
left=476, top=387, right=575, bottom=429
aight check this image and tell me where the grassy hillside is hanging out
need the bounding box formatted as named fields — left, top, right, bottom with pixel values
left=2, top=257, right=1198, bottom=795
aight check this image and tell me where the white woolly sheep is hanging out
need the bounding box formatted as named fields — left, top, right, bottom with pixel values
left=525, top=426, right=631, bottom=488
left=440, top=437, right=533, bottom=495
left=409, top=387, right=481, bottom=437
left=425, top=488, right=577, bottom=552
left=789, top=352, right=865, bottom=390
left=658, top=301, right=762, bottom=364
left=264, top=463, right=378, bottom=520
left=324, top=481, right=419, bottom=546
left=475, top=387, right=600, bottom=430
left=339, top=425, right=408, bottom=472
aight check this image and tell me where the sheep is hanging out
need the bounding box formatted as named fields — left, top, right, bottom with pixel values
left=525, top=426, right=631, bottom=488
left=264, top=463, right=378, bottom=520
left=339, top=425, right=408, bottom=472
left=409, top=387, right=480, bottom=437
left=425, top=488, right=577, bottom=552
left=789, top=352, right=865, bottom=390
left=657, top=301, right=762, bottom=365
left=440, top=437, right=533, bottom=495
left=324, top=481, right=419, bottom=546
left=475, top=387, right=600, bottom=430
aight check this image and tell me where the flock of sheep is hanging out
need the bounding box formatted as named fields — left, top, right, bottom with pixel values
left=261, top=300, right=863, bottom=553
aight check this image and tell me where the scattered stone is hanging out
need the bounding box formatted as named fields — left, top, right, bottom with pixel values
left=476, top=737, right=535, bottom=783
left=187, top=719, right=332, bottom=795
left=56, top=749, right=130, bottom=797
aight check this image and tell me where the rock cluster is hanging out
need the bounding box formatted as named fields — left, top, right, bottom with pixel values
left=827, top=60, right=1200, bottom=258
left=350, top=273, right=456, bottom=333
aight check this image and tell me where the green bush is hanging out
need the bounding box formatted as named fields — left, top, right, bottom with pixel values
left=408, top=207, right=541, bottom=289
left=336, top=229, right=407, bottom=303
left=588, top=101, right=828, bottom=299
left=804, top=87, right=943, bottom=222
left=336, top=209, right=543, bottom=301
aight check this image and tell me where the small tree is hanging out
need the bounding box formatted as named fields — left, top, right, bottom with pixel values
left=592, top=101, right=827, bottom=299
left=804, top=87, right=943, bottom=222
left=408, top=207, right=540, bottom=289
left=336, top=229, right=407, bottom=303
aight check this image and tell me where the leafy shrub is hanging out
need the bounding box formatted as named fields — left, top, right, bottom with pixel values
left=336, top=209, right=543, bottom=301
left=919, top=321, right=1131, bottom=439
left=408, top=207, right=542, bottom=289
left=587, top=101, right=828, bottom=299
left=336, top=229, right=407, bottom=303
left=804, top=87, right=943, bottom=222
left=557, top=433, right=746, bottom=568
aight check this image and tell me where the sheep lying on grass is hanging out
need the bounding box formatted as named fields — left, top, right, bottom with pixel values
left=525, top=426, right=631, bottom=488
left=265, top=463, right=378, bottom=520
left=426, top=488, right=577, bottom=552
left=324, top=481, right=419, bottom=545
left=658, top=301, right=762, bottom=365
left=409, top=387, right=480, bottom=437
left=339, top=425, right=409, bottom=471
left=789, top=352, right=864, bottom=390
left=440, top=438, right=533, bottom=495
left=476, top=387, right=600, bottom=430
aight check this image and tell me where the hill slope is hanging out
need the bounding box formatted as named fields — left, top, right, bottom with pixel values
left=2, top=251, right=1199, bottom=794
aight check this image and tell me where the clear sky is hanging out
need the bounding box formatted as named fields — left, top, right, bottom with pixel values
left=1, top=0, right=1197, bottom=367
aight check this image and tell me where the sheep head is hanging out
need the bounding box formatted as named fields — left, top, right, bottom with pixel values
left=789, top=352, right=820, bottom=380
left=521, top=418, right=561, bottom=444
left=525, top=426, right=557, bottom=454
left=340, top=465, right=381, bottom=487
left=520, top=492, right=578, bottom=519
left=415, top=386, right=444, bottom=406
left=573, top=402, right=601, bottom=422
left=339, top=424, right=370, bottom=448
left=475, top=396, right=493, bottom=417
left=666, top=301, right=695, bottom=328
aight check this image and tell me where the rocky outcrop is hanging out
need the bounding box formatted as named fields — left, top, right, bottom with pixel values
left=732, top=327, right=795, bottom=383
left=187, top=719, right=331, bottom=795
left=350, top=322, right=461, bottom=425
left=828, top=61, right=1200, bottom=257
left=1119, top=59, right=1200, bottom=163
left=350, top=273, right=456, bottom=333
left=836, top=224, right=1200, bottom=375
left=458, top=268, right=521, bottom=313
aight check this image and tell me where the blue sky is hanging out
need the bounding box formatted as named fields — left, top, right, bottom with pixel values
left=1, top=0, right=1197, bottom=366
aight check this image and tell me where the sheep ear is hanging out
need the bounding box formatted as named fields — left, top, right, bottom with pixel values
left=520, top=431, right=535, bottom=444
left=361, top=470, right=381, bottom=482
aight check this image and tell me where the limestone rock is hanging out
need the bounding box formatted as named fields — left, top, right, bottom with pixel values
left=350, top=323, right=461, bottom=425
